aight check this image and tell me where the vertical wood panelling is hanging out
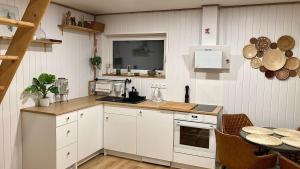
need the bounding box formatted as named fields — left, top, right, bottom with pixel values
left=98, top=3, right=300, bottom=129
left=0, top=1, right=94, bottom=169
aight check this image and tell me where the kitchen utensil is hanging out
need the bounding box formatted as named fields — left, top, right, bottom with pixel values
left=262, top=49, right=286, bottom=71
left=243, top=44, right=257, bottom=59
left=281, top=137, right=300, bottom=148
left=246, top=134, right=283, bottom=146
left=265, top=70, right=275, bottom=79
left=284, top=57, right=300, bottom=70
left=277, top=35, right=295, bottom=51
left=259, top=66, right=268, bottom=72
left=290, top=70, right=297, bottom=77
left=242, top=126, right=274, bottom=135
left=276, top=68, right=290, bottom=80
left=257, top=51, right=264, bottom=58
left=147, top=69, right=157, bottom=77
left=250, top=37, right=257, bottom=44
left=256, top=36, right=271, bottom=51
left=251, top=57, right=262, bottom=69
left=270, top=42, right=278, bottom=49
left=273, top=128, right=300, bottom=137
left=55, top=78, right=69, bottom=102
left=285, top=50, right=293, bottom=57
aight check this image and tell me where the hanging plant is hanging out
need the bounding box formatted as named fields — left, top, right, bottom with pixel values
left=90, top=56, right=102, bottom=69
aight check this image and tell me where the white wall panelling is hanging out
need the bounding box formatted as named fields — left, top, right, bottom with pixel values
left=0, top=1, right=94, bottom=169
left=97, top=3, right=300, bottom=129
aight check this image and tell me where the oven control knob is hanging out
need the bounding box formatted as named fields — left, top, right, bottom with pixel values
left=192, top=115, right=198, bottom=118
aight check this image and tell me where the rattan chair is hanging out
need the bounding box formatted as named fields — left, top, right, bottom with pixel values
left=279, top=154, right=300, bottom=169
left=222, top=114, right=253, bottom=136
left=215, top=129, right=277, bottom=169
left=297, top=127, right=300, bottom=131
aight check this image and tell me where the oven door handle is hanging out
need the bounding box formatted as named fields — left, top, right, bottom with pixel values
left=175, top=121, right=215, bottom=130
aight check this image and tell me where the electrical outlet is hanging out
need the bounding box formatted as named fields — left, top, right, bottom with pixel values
left=159, top=83, right=167, bottom=89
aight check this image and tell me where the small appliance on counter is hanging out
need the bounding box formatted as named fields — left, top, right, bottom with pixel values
left=55, top=78, right=69, bottom=102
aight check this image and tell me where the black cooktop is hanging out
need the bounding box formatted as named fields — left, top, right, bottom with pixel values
left=193, top=104, right=217, bottom=112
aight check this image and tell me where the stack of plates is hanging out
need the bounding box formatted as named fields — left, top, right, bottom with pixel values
left=242, top=126, right=274, bottom=135
left=246, top=134, right=282, bottom=146
left=273, top=128, right=300, bottom=137
left=281, top=136, right=300, bottom=148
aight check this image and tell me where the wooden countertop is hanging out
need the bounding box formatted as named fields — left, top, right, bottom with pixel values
left=21, top=96, right=222, bottom=116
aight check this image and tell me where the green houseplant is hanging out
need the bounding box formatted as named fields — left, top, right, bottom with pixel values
left=90, top=56, right=102, bottom=79
left=25, top=73, right=59, bottom=107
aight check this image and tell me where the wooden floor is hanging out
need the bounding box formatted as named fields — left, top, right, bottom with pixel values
left=79, top=155, right=173, bottom=169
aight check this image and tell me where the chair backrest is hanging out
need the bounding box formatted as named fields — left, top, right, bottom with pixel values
left=222, top=114, right=253, bottom=136
left=297, top=127, right=300, bottom=131
left=279, top=154, right=300, bottom=169
left=215, top=129, right=257, bottom=169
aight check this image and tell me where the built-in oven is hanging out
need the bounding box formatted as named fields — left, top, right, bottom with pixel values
left=174, top=113, right=217, bottom=159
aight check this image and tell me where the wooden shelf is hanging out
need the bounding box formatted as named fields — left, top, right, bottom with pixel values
left=0, top=17, right=34, bottom=28
left=0, top=36, right=62, bottom=45
left=102, top=73, right=166, bottom=79
left=58, top=24, right=104, bottom=34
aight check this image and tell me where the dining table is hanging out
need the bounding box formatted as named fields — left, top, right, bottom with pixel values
left=240, top=128, right=300, bottom=162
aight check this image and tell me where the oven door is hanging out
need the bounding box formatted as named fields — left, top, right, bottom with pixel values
left=174, top=120, right=216, bottom=158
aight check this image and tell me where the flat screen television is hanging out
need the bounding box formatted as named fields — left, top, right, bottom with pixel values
left=113, top=40, right=164, bottom=70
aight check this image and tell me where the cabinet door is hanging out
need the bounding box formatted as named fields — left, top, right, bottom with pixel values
left=104, top=113, right=137, bottom=154
left=78, top=105, right=103, bottom=161
left=137, top=109, right=174, bottom=161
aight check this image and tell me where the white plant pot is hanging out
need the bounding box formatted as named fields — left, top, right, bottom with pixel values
left=39, top=98, right=50, bottom=107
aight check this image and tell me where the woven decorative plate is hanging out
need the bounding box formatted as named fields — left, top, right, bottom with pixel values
left=257, top=51, right=264, bottom=58
left=270, top=42, right=278, bottom=49
left=243, top=44, right=257, bottom=59
left=277, top=35, right=295, bottom=51
left=250, top=37, right=257, bottom=44
left=284, top=57, right=300, bottom=70
left=265, top=70, right=275, bottom=79
left=273, top=128, right=300, bottom=137
left=260, top=66, right=268, bottom=72
left=281, top=136, right=300, bottom=148
left=246, top=134, right=283, bottom=146
left=290, top=70, right=297, bottom=77
left=262, top=49, right=286, bottom=71
left=242, top=126, right=274, bottom=135
left=285, top=50, right=293, bottom=57
left=276, top=68, right=290, bottom=80
left=256, top=36, right=271, bottom=51
left=251, top=57, right=262, bottom=69
left=296, top=67, right=300, bottom=77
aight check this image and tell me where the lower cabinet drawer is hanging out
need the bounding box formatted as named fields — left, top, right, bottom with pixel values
left=57, top=143, right=77, bottom=169
left=56, top=122, right=77, bottom=149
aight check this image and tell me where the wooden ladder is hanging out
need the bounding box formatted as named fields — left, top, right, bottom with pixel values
left=0, top=0, right=51, bottom=103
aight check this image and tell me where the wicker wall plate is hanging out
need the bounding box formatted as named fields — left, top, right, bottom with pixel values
left=284, top=57, right=300, bottom=70
left=281, top=137, right=300, bottom=148
left=242, top=126, right=274, bottom=135
left=276, top=68, right=290, bottom=80
left=290, top=70, right=297, bottom=77
left=262, top=49, right=286, bottom=71
left=243, top=44, right=257, bottom=59
left=259, top=66, right=268, bottom=72
left=251, top=57, right=262, bottom=69
left=246, top=134, right=283, bottom=146
left=285, top=50, right=293, bottom=57
left=296, top=67, right=300, bottom=77
left=270, top=42, right=278, bottom=49
left=250, top=37, right=257, bottom=44
left=274, top=128, right=300, bottom=137
left=256, top=36, right=271, bottom=51
left=277, top=35, right=295, bottom=51
left=265, top=70, right=275, bottom=79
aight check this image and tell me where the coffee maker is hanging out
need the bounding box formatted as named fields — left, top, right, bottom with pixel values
left=55, top=78, right=69, bottom=102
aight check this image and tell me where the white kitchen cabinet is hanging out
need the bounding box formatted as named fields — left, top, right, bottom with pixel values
left=137, top=109, right=174, bottom=161
left=104, top=106, right=137, bottom=154
left=78, top=105, right=103, bottom=161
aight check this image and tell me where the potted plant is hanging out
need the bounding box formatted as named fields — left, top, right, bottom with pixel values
left=90, top=56, right=102, bottom=79
left=25, top=73, right=59, bottom=107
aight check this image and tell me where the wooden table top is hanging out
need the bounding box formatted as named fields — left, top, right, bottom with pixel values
left=21, top=95, right=222, bottom=116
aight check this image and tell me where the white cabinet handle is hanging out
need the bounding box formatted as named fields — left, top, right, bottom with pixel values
left=139, top=111, right=142, bottom=116
left=106, top=117, right=109, bottom=120
left=66, top=117, right=70, bottom=121
left=80, top=113, right=84, bottom=117
left=67, top=152, right=70, bottom=156
left=66, top=130, right=70, bottom=135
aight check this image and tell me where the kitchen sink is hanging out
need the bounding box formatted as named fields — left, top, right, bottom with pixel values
left=96, top=96, right=146, bottom=104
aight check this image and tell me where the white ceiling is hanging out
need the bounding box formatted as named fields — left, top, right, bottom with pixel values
left=53, top=0, right=299, bottom=15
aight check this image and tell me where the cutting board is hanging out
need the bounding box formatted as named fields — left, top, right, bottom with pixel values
left=159, top=101, right=197, bottom=112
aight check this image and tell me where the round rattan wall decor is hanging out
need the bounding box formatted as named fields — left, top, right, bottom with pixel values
left=242, top=35, right=299, bottom=81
